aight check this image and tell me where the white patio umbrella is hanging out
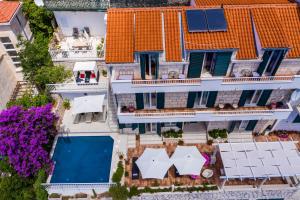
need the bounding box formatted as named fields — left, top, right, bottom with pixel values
left=135, top=148, right=172, bottom=179
left=171, top=146, right=206, bottom=176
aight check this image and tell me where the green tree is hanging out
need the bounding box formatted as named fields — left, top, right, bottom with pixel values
left=7, top=93, right=52, bottom=109
left=109, top=184, right=128, bottom=200
left=33, top=65, right=72, bottom=91
left=22, top=0, right=54, bottom=39
left=33, top=170, right=48, bottom=200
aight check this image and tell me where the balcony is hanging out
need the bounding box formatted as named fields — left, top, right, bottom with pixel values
left=43, top=0, right=109, bottom=11
left=49, top=33, right=104, bottom=62
left=47, top=81, right=108, bottom=93
left=111, top=69, right=300, bottom=93
left=117, top=103, right=293, bottom=124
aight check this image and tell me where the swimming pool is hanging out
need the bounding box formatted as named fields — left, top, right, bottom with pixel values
left=50, top=136, right=114, bottom=183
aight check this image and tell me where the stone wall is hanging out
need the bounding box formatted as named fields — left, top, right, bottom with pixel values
left=215, top=91, right=242, bottom=106
left=276, top=59, right=300, bottom=76
left=158, top=64, right=186, bottom=79
left=266, top=89, right=293, bottom=104
left=116, top=94, right=136, bottom=107
left=231, top=61, right=260, bottom=76
left=207, top=121, right=230, bottom=131
left=254, top=120, right=275, bottom=133
left=165, top=92, right=188, bottom=108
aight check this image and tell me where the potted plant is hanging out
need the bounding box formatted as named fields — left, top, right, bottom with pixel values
left=63, top=99, right=71, bottom=110
left=74, top=193, right=88, bottom=200
left=121, top=106, right=128, bottom=112
left=270, top=102, right=277, bottom=109
left=101, top=69, right=107, bottom=77
left=128, top=105, right=135, bottom=112
left=48, top=193, right=62, bottom=200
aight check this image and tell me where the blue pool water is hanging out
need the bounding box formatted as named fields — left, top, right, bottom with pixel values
left=50, top=136, right=114, bottom=183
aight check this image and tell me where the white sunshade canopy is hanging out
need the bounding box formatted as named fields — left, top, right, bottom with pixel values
left=73, top=61, right=97, bottom=72
left=171, top=146, right=206, bottom=175
left=219, top=141, right=300, bottom=180
left=135, top=148, right=172, bottom=179
left=72, top=95, right=105, bottom=115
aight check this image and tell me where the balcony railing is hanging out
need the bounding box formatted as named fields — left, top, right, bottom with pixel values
left=49, top=49, right=104, bottom=61
left=132, top=78, right=201, bottom=85
left=43, top=0, right=110, bottom=10
left=47, top=82, right=108, bottom=93
left=117, top=104, right=293, bottom=123
left=222, top=76, right=295, bottom=83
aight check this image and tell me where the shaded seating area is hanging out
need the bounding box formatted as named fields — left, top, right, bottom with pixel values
left=132, top=157, right=139, bottom=180
left=72, top=95, right=107, bottom=124
left=73, top=61, right=99, bottom=84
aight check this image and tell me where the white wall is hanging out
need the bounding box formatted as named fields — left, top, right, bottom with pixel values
left=54, top=11, right=106, bottom=37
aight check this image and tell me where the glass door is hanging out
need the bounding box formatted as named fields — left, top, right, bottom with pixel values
left=194, top=92, right=209, bottom=107
left=144, top=93, right=157, bottom=109
left=146, top=123, right=157, bottom=133
left=239, top=120, right=249, bottom=131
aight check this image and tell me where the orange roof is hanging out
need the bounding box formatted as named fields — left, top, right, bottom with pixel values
left=182, top=8, right=239, bottom=51
left=194, top=0, right=292, bottom=6
left=251, top=6, right=290, bottom=49
left=225, top=7, right=257, bottom=60
left=274, top=5, right=300, bottom=58
left=0, top=1, right=20, bottom=23
left=163, top=10, right=182, bottom=62
left=135, top=10, right=163, bottom=52
left=105, top=10, right=134, bottom=63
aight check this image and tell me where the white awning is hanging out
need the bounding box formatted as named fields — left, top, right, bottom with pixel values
left=73, top=61, right=97, bottom=72
left=219, top=141, right=300, bottom=180
left=135, top=148, right=172, bottom=179
left=72, top=95, right=105, bottom=115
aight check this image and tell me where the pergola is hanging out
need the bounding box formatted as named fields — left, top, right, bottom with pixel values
left=218, top=141, right=300, bottom=189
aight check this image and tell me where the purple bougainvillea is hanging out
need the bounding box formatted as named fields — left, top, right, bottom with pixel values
left=0, top=104, right=57, bottom=177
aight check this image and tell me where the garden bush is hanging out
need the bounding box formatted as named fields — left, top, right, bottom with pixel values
left=33, top=170, right=48, bottom=200
left=208, top=129, right=227, bottom=139
left=162, top=129, right=183, bottom=138
left=7, top=93, right=52, bottom=109
left=108, top=183, right=128, bottom=200
left=128, top=186, right=140, bottom=197
left=112, top=161, right=124, bottom=183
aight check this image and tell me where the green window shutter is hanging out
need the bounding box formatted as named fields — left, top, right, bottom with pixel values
left=293, top=115, right=300, bottom=123
left=187, top=52, right=204, bottom=78
left=257, top=50, right=272, bottom=75
left=157, top=92, right=165, bottom=109
left=176, top=122, right=183, bottom=129
left=157, top=123, right=162, bottom=136
left=140, top=54, right=147, bottom=80
left=271, top=50, right=285, bottom=76
left=132, top=123, right=138, bottom=130
left=139, top=123, right=145, bottom=134
left=135, top=93, right=144, bottom=110
left=119, top=123, right=125, bottom=129
left=238, top=90, right=255, bottom=107
left=187, top=92, right=197, bottom=108
left=206, top=91, right=218, bottom=108
left=213, top=52, right=232, bottom=76
left=257, top=90, right=272, bottom=106
left=154, top=54, right=159, bottom=79
left=245, top=120, right=258, bottom=131
left=228, top=121, right=236, bottom=133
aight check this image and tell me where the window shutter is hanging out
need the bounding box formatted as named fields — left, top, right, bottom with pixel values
left=271, top=50, right=285, bottom=76
left=140, top=54, right=147, bottom=80
left=213, top=52, right=232, bottom=76
left=132, top=123, right=138, bottom=130
left=154, top=54, right=159, bottom=79
left=238, top=90, right=255, bottom=107
left=119, top=123, right=125, bottom=129
left=206, top=91, right=218, bottom=108
left=157, top=123, right=162, bottom=136
left=257, top=90, right=272, bottom=106
left=135, top=93, right=144, bottom=110
left=139, top=123, right=145, bottom=134
left=157, top=93, right=165, bottom=109
left=257, top=51, right=272, bottom=75
left=187, top=92, right=197, bottom=108
left=187, top=52, right=204, bottom=78
left=228, top=121, right=236, bottom=133
left=245, top=120, right=258, bottom=131
left=293, top=115, right=300, bottom=123
left=176, top=122, right=183, bottom=129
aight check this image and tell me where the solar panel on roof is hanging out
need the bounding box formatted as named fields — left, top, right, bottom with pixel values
left=186, top=10, right=208, bottom=32
left=205, top=9, right=227, bottom=32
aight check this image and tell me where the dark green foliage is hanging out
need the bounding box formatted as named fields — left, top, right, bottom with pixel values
left=208, top=129, right=227, bottom=139
left=128, top=186, right=139, bottom=198
left=108, top=183, right=128, bottom=200
left=7, top=93, right=52, bottom=109
left=162, top=129, right=183, bottom=138
left=33, top=170, right=48, bottom=200
left=112, top=161, right=124, bottom=183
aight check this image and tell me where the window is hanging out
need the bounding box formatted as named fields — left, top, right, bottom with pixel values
left=144, top=93, right=157, bottom=108
left=124, top=124, right=132, bottom=128
left=203, top=52, right=216, bottom=74
left=143, top=54, right=158, bottom=79
left=265, top=51, right=280, bottom=74
left=239, top=120, right=249, bottom=130
left=0, top=37, right=11, bottom=43
left=146, top=123, right=157, bottom=133
left=251, top=90, right=263, bottom=104
left=194, top=92, right=209, bottom=107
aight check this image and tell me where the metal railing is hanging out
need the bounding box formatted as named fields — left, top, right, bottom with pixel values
left=47, top=82, right=108, bottom=92
left=42, top=182, right=115, bottom=190
left=222, top=75, right=294, bottom=83
left=44, top=0, right=110, bottom=10
left=49, top=49, right=101, bottom=60
left=132, top=78, right=201, bottom=85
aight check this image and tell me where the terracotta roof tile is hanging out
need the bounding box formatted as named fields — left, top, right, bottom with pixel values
left=274, top=5, right=300, bottom=58
left=105, top=10, right=134, bottom=63
left=225, top=7, right=257, bottom=59
left=164, top=10, right=182, bottom=62
left=194, top=0, right=292, bottom=6
left=135, top=10, right=163, bottom=52
left=0, top=1, right=20, bottom=23
left=252, top=7, right=290, bottom=49
left=182, top=8, right=239, bottom=51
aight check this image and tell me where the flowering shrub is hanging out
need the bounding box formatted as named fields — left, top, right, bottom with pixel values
left=0, top=104, right=57, bottom=177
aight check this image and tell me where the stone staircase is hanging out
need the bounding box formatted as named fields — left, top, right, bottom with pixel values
left=10, top=81, right=36, bottom=101
left=227, top=132, right=254, bottom=143
left=182, top=133, right=207, bottom=144
left=140, top=134, right=163, bottom=145
left=107, top=88, right=119, bottom=132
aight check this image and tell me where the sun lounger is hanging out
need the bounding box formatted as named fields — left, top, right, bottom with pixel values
left=85, top=113, right=93, bottom=123
left=132, top=157, right=139, bottom=180
left=73, top=114, right=80, bottom=124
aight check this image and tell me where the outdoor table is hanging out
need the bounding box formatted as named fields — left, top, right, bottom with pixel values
left=202, top=169, right=214, bottom=178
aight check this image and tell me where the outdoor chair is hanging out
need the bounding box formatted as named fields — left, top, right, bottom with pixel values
left=73, top=114, right=80, bottom=124
left=72, top=27, right=79, bottom=38
left=84, top=27, right=91, bottom=36
left=132, top=157, right=139, bottom=180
